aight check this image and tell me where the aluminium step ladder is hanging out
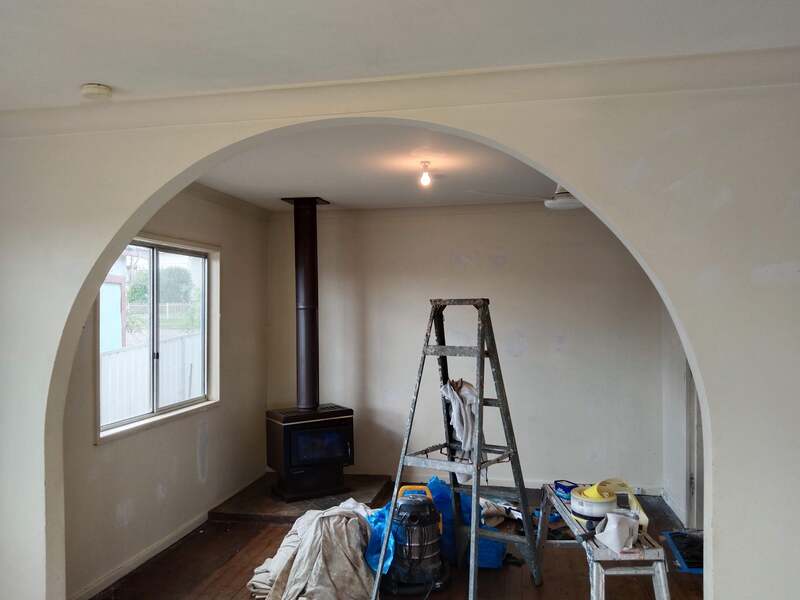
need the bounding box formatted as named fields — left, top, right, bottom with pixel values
left=370, top=298, right=542, bottom=600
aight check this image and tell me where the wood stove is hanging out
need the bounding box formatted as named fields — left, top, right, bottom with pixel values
left=266, top=403, right=354, bottom=500
left=266, top=197, right=354, bottom=500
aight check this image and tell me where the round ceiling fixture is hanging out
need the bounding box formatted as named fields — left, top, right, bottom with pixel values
left=80, top=82, right=113, bottom=101
left=419, top=161, right=432, bottom=187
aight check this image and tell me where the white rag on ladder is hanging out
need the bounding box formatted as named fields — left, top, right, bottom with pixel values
left=441, top=379, right=486, bottom=484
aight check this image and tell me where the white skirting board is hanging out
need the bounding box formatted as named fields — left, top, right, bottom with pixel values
left=67, top=471, right=269, bottom=600
left=69, top=511, right=208, bottom=600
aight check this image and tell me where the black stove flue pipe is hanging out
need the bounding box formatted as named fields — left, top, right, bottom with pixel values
left=282, top=197, right=329, bottom=411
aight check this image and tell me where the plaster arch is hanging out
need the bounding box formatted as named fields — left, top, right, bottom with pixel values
left=46, top=116, right=710, bottom=597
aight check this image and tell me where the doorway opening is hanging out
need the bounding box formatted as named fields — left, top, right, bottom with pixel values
left=57, top=118, right=706, bottom=599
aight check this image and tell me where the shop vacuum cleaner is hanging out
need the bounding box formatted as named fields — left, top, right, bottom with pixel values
left=381, top=486, right=450, bottom=596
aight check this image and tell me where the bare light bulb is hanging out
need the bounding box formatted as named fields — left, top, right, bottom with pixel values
left=419, top=161, right=432, bottom=187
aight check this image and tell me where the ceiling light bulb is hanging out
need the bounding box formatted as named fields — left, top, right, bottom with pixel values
left=419, top=162, right=432, bottom=187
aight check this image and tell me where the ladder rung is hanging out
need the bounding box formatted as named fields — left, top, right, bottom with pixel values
left=480, top=450, right=514, bottom=468
left=478, top=528, right=528, bottom=545
left=602, top=566, right=658, bottom=577
left=482, top=397, right=501, bottom=407
left=482, top=443, right=510, bottom=454
left=403, top=455, right=474, bottom=475
left=446, top=442, right=509, bottom=455
left=430, top=298, right=488, bottom=307
left=409, top=443, right=448, bottom=457
left=453, top=484, right=529, bottom=501
left=424, top=345, right=487, bottom=357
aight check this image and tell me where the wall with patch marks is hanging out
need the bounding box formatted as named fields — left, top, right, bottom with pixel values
left=267, top=202, right=680, bottom=490
left=5, top=51, right=799, bottom=599
left=62, top=184, right=270, bottom=599
left=661, top=305, right=689, bottom=523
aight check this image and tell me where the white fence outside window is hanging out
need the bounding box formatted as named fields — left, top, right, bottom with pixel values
left=100, top=332, right=203, bottom=426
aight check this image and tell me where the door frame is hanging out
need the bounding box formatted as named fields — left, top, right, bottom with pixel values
left=685, top=361, right=704, bottom=529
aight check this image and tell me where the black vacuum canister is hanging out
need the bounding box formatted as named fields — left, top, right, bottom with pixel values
left=382, top=494, right=450, bottom=595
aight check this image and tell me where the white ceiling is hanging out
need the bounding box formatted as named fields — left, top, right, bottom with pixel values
left=2, top=1, right=800, bottom=110
left=198, top=123, right=557, bottom=210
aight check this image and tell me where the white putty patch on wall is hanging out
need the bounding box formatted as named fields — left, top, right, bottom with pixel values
left=664, top=170, right=733, bottom=215
left=196, top=418, right=209, bottom=484
left=449, top=252, right=477, bottom=270
left=156, top=482, right=168, bottom=504
left=623, top=157, right=651, bottom=189
left=751, top=261, right=800, bottom=286
left=115, top=498, right=136, bottom=530
left=552, top=334, right=567, bottom=356
left=488, top=253, right=509, bottom=268
left=505, top=330, right=529, bottom=358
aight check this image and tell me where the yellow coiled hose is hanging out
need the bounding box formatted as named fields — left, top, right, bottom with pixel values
left=592, top=478, right=649, bottom=530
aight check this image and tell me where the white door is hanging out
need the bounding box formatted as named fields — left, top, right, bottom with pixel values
left=685, top=362, right=704, bottom=529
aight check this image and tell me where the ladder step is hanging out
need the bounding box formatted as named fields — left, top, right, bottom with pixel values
left=414, top=449, right=513, bottom=471
left=445, top=442, right=509, bottom=455
left=424, top=344, right=487, bottom=357
left=478, top=528, right=528, bottom=545
left=408, top=443, right=449, bottom=457
left=430, top=298, right=488, bottom=307
left=480, top=450, right=514, bottom=468
left=403, top=455, right=474, bottom=475
left=481, top=443, right=510, bottom=455
left=453, top=484, right=530, bottom=501
left=482, top=397, right=501, bottom=407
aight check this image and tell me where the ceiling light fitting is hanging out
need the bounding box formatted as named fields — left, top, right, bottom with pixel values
left=545, top=184, right=583, bottom=210
left=80, top=82, right=113, bottom=101
left=419, top=161, right=432, bottom=187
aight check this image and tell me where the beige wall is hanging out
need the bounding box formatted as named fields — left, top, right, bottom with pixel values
left=62, top=184, right=270, bottom=599
left=661, top=306, right=689, bottom=523
left=268, top=204, right=667, bottom=489
left=65, top=196, right=678, bottom=597
left=2, top=47, right=800, bottom=599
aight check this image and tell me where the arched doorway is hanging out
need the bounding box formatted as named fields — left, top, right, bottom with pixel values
left=50, top=117, right=709, bottom=598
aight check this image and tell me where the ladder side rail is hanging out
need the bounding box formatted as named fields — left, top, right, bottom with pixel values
left=432, top=306, right=466, bottom=564
left=467, top=304, right=487, bottom=600
left=433, top=307, right=455, bottom=450
left=484, top=311, right=543, bottom=586
left=369, top=306, right=436, bottom=600
left=483, top=311, right=517, bottom=472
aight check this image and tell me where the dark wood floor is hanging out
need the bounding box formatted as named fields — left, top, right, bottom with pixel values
left=93, top=492, right=702, bottom=600
left=208, top=473, right=391, bottom=524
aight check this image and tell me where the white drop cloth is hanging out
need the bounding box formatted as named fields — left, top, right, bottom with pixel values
left=247, top=499, right=374, bottom=600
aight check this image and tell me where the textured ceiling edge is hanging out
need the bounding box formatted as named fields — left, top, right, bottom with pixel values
left=1, top=45, right=799, bottom=139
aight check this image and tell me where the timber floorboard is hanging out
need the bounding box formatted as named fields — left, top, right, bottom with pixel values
left=92, top=495, right=701, bottom=600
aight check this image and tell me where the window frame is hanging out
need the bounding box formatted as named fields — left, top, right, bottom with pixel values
left=96, top=236, right=216, bottom=441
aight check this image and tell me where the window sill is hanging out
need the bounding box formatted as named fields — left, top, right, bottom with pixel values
left=95, top=397, right=219, bottom=445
